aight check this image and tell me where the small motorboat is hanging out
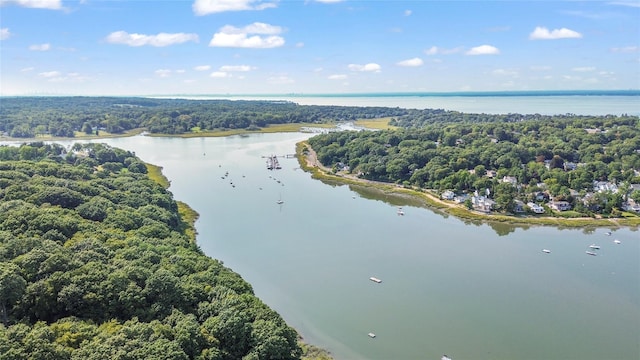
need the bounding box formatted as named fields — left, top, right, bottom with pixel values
left=542, top=249, right=551, bottom=254
left=589, top=244, right=600, bottom=250
left=368, top=332, right=376, bottom=338
left=369, top=277, right=382, bottom=283
left=585, top=251, right=597, bottom=256
left=614, top=239, right=621, bottom=244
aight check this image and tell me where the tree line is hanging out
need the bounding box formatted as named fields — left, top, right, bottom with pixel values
left=308, top=115, right=640, bottom=216
left=0, top=142, right=303, bottom=359
left=0, top=97, right=408, bottom=137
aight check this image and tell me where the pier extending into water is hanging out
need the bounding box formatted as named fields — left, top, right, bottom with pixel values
left=263, top=154, right=295, bottom=170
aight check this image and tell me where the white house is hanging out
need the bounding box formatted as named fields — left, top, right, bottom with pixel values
left=549, top=201, right=571, bottom=211
left=441, top=190, right=456, bottom=200
left=501, top=176, right=518, bottom=186
left=527, top=202, right=545, bottom=214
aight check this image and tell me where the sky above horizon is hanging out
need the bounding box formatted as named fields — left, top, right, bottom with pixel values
left=1, top=0, right=639, bottom=96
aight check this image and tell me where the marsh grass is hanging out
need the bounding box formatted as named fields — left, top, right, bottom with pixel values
left=355, top=117, right=399, bottom=130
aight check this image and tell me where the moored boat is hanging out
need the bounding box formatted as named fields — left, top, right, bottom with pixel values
left=369, top=277, right=382, bottom=283
left=585, top=251, right=597, bottom=256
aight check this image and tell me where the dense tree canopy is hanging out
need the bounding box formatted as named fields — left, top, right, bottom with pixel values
left=0, top=142, right=302, bottom=359
left=308, top=115, right=640, bottom=217
left=0, top=97, right=408, bottom=136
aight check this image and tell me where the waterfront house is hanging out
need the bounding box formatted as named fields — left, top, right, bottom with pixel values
left=527, top=202, right=545, bottom=214
left=441, top=190, right=456, bottom=200
left=549, top=201, right=571, bottom=211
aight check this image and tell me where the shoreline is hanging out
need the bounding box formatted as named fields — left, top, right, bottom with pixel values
left=2, top=131, right=638, bottom=230
left=296, top=141, right=640, bottom=229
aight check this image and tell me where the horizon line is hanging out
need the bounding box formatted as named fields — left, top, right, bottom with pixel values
left=2, top=89, right=639, bottom=98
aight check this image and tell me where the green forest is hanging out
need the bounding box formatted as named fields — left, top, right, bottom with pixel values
left=0, top=142, right=304, bottom=359
left=308, top=114, right=640, bottom=217
left=0, top=97, right=407, bottom=137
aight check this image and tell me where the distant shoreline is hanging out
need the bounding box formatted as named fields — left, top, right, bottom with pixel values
left=4, top=89, right=639, bottom=98
left=144, top=89, right=640, bottom=99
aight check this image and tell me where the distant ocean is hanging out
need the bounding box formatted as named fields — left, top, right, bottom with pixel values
left=152, top=90, right=640, bottom=116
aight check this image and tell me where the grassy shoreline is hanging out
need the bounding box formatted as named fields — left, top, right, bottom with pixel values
left=296, top=141, right=640, bottom=229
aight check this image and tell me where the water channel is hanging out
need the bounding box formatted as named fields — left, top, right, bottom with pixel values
left=56, top=133, right=639, bottom=359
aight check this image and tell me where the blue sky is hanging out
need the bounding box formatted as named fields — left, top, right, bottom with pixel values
left=1, top=0, right=639, bottom=95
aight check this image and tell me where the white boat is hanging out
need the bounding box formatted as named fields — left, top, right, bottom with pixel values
left=542, top=249, right=551, bottom=254
left=276, top=194, right=284, bottom=204
left=605, top=231, right=612, bottom=236
left=585, top=251, right=597, bottom=256
left=369, top=277, right=382, bottom=283
left=589, top=244, right=600, bottom=250
left=442, top=356, right=452, bottom=360
left=368, top=332, right=376, bottom=338
left=614, top=239, right=621, bottom=244
left=397, top=207, right=405, bottom=216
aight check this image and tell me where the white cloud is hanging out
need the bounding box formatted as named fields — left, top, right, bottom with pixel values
left=106, top=31, right=199, bottom=47
left=20, top=67, right=34, bottom=72
left=314, top=0, right=344, bottom=3
left=38, top=70, right=61, bottom=78
left=242, top=22, right=283, bottom=35
left=209, top=23, right=285, bottom=48
left=425, top=46, right=463, bottom=55
left=465, top=45, right=500, bottom=55
left=529, top=26, right=582, bottom=40
left=210, top=71, right=231, bottom=78
left=608, top=1, right=640, bottom=7
left=572, top=66, right=596, bottom=72
left=219, top=65, right=255, bottom=72
left=39, top=71, right=90, bottom=83
left=328, top=74, right=348, bottom=80
left=404, top=9, right=412, bottom=16
left=193, top=0, right=277, bottom=15
left=396, top=57, right=423, bottom=67
left=611, top=46, right=639, bottom=53
left=155, top=69, right=172, bottom=78
left=1, top=0, right=63, bottom=10
left=29, top=43, right=51, bottom=51
left=348, top=63, right=381, bottom=72
left=194, top=65, right=211, bottom=71
left=0, top=28, right=10, bottom=40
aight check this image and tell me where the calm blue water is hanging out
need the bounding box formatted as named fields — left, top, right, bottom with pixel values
left=2, top=93, right=639, bottom=359
left=27, top=132, right=639, bottom=360
left=153, top=91, right=640, bottom=116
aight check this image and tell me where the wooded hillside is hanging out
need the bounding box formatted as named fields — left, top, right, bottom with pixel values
left=0, top=142, right=302, bottom=359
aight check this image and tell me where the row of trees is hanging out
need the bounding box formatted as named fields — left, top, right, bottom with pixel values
left=0, top=97, right=408, bottom=137
left=308, top=115, right=640, bottom=215
left=0, top=142, right=302, bottom=359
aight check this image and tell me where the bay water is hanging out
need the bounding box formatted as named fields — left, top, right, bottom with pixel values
left=67, top=133, right=639, bottom=360
left=156, top=91, right=640, bottom=116
left=4, top=93, right=639, bottom=359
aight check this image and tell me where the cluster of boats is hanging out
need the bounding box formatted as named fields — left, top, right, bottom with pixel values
left=266, top=155, right=281, bottom=170
left=542, top=231, right=621, bottom=256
